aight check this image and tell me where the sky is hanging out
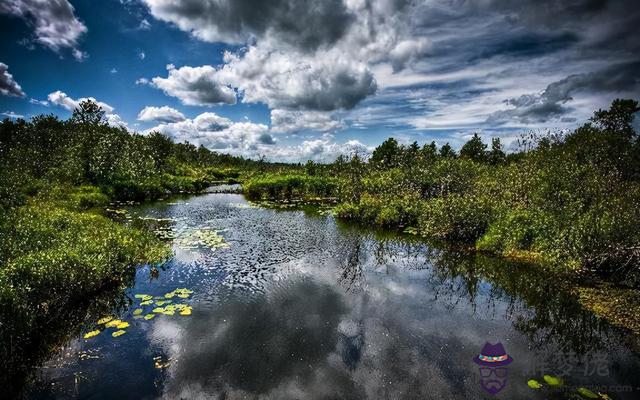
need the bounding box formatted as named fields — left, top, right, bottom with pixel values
left=0, top=0, right=639, bottom=162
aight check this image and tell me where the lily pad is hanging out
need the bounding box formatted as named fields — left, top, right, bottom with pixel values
left=152, top=307, right=165, bottom=313
left=543, top=375, right=563, bottom=386
left=140, top=300, right=153, bottom=306
left=105, top=319, right=123, bottom=328
left=83, top=330, right=100, bottom=339
left=133, top=308, right=143, bottom=315
left=162, top=310, right=175, bottom=316
left=179, top=308, right=192, bottom=316
left=527, top=379, right=543, bottom=389
left=97, top=316, right=113, bottom=325
left=577, top=387, right=599, bottom=398
left=112, top=330, right=126, bottom=337
left=116, top=321, right=130, bottom=329
left=144, top=314, right=155, bottom=320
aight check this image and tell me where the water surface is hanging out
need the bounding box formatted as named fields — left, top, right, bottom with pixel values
left=24, top=191, right=640, bottom=399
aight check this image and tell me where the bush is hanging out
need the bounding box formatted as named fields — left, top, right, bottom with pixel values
left=418, top=194, right=493, bottom=242
left=476, top=208, right=559, bottom=261
left=244, top=175, right=338, bottom=201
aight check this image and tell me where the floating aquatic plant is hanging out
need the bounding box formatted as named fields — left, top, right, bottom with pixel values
left=97, top=316, right=113, bottom=325
left=133, top=309, right=143, bottom=315
left=83, top=330, right=100, bottom=339
left=111, top=330, right=126, bottom=337
left=527, top=379, right=542, bottom=389
left=105, top=319, right=123, bottom=328
left=543, top=375, right=563, bottom=386
left=144, top=314, right=155, bottom=320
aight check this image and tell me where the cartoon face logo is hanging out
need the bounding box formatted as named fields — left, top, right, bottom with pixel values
left=473, top=342, right=513, bottom=395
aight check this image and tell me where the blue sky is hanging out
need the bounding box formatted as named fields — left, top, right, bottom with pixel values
left=1, top=0, right=638, bottom=161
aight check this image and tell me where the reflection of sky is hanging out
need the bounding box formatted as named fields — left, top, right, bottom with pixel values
left=27, top=193, right=640, bottom=399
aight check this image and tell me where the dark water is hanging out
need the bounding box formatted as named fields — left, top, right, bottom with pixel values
left=23, top=191, right=640, bottom=399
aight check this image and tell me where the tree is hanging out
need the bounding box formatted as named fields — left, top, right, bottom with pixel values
left=487, top=138, right=506, bottom=165
left=147, top=132, right=174, bottom=171
left=305, top=160, right=317, bottom=175
left=460, top=133, right=487, bottom=162
left=591, top=98, right=639, bottom=139
left=439, top=142, right=456, bottom=158
left=370, top=138, right=401, bottom=169
left=71, top=100, right=105, bottom=125
left=421, top=141, right=438, bottom=161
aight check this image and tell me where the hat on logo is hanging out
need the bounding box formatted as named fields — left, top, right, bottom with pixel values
left=473, top=342, right=513, bottom=367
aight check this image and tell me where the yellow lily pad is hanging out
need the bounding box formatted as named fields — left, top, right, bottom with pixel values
left=97, top=316, right=113, bottom=325
left=105, top=319, right=123, bottom=328
left=179, top=307, right=192, bottom=316
left=83, top=330, right=100, bottom=339
left=144, top=314, right=155, bottom=320
left=135, top=294, right=153, bottom=301
left=140, top=300, right=153, bottom=306
left=152, top=307, right=165, bottom=313
left=527, top=379, right=543, bottom=389
left=133, top=308, right=143, bottom=315
left=112, top=330, right=126, bottom=337
left=162, top=310, right=175, bottom=316
left=116, top=321, right=130, bottom=329
left=177, top=293, right=189, bottom=298
left=164, top=292, right=176, bottom=299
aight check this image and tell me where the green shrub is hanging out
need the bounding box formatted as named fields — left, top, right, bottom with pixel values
left=418, top=194, right=493, bottom=242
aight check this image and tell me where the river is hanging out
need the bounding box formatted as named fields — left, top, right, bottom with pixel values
left=23, top=190, right=640, bottom=399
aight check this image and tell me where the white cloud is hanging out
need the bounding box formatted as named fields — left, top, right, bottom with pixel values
left=29, top=98, right=48, bottom=106
left=145, top=111, right=273, bottom=153
left=137, top=106, right=186, bottom=123
left=270, top=109, right=343, bottom=133
left=0, top=62, right=25, bottom=97
left=150, top=64, right=236, bottom=106
left=218, top=44, right=376, bottom=111
left=1, top=111, right=24, bottom=119
left=139, top=50, right=146, bottom=60
left=0, top=0, right=88, bottom=59
left=110, top=68, right=118, bottom=74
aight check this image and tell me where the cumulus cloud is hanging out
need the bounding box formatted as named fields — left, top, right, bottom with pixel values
left=0, top=62, right=25, bottom=97
left=47, top=90, right=127, bottom=127
left=145, top=111, right=273, bottom=153
left=137, top=105, right=186, bottom=123
left=0, top=0, right=87, bottom=60
left=219, top=46, right=377, bottom=111
left=142, top=0, right=353, bottom=51
left=270, top=110, right=343, bottom=133
left=151, top=64, right=236, bottom=106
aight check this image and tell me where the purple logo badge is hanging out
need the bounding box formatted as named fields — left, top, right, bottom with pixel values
left=473, top=342, right=513, bottom=395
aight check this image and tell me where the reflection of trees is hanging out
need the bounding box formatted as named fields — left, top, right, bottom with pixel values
left=339, top=237, right=365, bottom=292
left=335, top=218, right=617, bottom=355
left=425, top=248, right=611, bottom=355
left=1, top=273, right=134, bottom=398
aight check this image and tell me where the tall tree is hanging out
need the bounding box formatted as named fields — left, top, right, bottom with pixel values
left=371, top=138, right=402, bottom=169
left=71, top=100, right=105, bottom=125
left=487, top=137, right=506, bottom=165
left=460, top=133, right=487, bottom=162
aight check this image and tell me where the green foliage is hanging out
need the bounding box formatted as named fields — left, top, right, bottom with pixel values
left=244, top=174, right=338, bottom=201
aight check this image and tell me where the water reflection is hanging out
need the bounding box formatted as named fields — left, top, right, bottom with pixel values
left=15, top=192, right=640, bottom=399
